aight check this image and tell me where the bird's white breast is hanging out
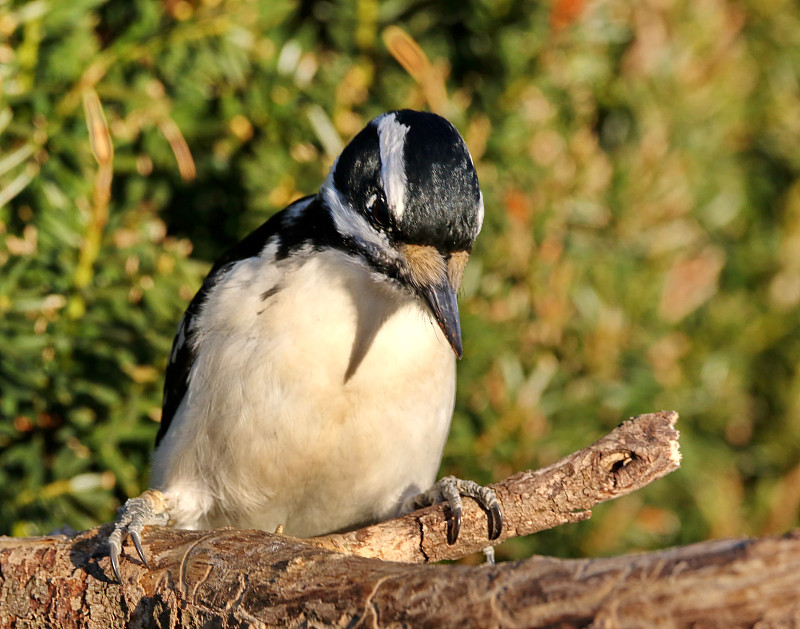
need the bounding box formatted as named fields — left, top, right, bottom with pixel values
left=151, top=243, right=457, bottom=536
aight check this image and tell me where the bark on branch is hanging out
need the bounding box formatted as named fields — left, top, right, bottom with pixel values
left=5, top=411, right=795, bottom=627
left=309, top=409, right=682, bottom=562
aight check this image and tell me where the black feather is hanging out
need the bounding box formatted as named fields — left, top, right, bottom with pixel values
left=393, top=110, right=481, bottom=252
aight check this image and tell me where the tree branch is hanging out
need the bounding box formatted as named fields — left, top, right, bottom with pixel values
left=308, top=409, right=681, bottom=561
left=14, top=411, right=798, bottom=628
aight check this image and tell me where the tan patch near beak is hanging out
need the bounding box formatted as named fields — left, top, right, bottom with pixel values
left=447, top=251, right=470, bottom=290
left=401, top=244, right=447, bottom=289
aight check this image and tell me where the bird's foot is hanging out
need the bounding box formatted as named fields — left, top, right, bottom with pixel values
left=108, top=489, right=170, bottom=583
left=403, top=475, right=503, bottom=544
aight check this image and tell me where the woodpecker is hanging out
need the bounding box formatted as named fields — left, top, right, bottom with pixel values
left=109, top=110, right=502, bottom=581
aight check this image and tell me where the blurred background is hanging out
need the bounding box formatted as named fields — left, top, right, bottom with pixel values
left=2, top=0, right=800, bottom=562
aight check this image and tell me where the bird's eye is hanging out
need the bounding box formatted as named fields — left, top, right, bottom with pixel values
left=368, top=195, right=392, bottom=229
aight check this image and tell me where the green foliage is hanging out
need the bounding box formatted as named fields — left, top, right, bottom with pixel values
left=1, top=0, right=799, bottom=560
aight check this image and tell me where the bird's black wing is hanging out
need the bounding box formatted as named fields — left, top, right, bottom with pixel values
left=155, top=194, right=321, bottom=447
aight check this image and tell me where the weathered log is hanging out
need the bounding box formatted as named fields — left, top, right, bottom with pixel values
left=9, top=412, right=794, bottom=627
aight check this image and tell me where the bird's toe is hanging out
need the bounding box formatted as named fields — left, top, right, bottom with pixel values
left=108, top=489, right=169, bottom=583
left=404, top=475, right=503, bottom=545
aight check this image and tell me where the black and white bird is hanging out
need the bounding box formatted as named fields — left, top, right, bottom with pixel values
left=109, top=109, right=502, bottom=581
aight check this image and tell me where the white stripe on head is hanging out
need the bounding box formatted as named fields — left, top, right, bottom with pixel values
left=377, top=113, right=410, bottom=222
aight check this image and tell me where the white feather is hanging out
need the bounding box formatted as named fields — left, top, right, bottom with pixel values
left=377, top=113, right=410, bottom=222
left=150, top=246, right=455, bottom=536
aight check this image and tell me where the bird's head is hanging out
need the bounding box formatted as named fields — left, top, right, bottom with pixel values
left=320, top=110, right=484, bottom=358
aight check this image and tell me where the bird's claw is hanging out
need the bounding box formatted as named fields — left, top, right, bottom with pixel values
left=108, top=489, right=169, bottom=583
left=404, top=475, right=503, bottom=545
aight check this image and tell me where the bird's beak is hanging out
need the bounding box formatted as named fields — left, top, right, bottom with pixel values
left=402, top=245, right=470, bottom=359
left=420, top=281, right=463, bottom=358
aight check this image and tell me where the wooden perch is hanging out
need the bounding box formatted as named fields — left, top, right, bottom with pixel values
left=309, top=409, right=682, bottom=562
left=3, top=410, right=796, bottom=627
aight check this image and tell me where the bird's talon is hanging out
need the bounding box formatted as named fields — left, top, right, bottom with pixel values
left=107, top=490, right=168, bottom=582
left=130, top=529, right=148, bottom=568
left=446, top=505, right=462, bottom=545
left=489, top=503, right=503, bottom=540
left=110, top=544, right=122, bottom=584
left=405, top=475, right=503, bottom=544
